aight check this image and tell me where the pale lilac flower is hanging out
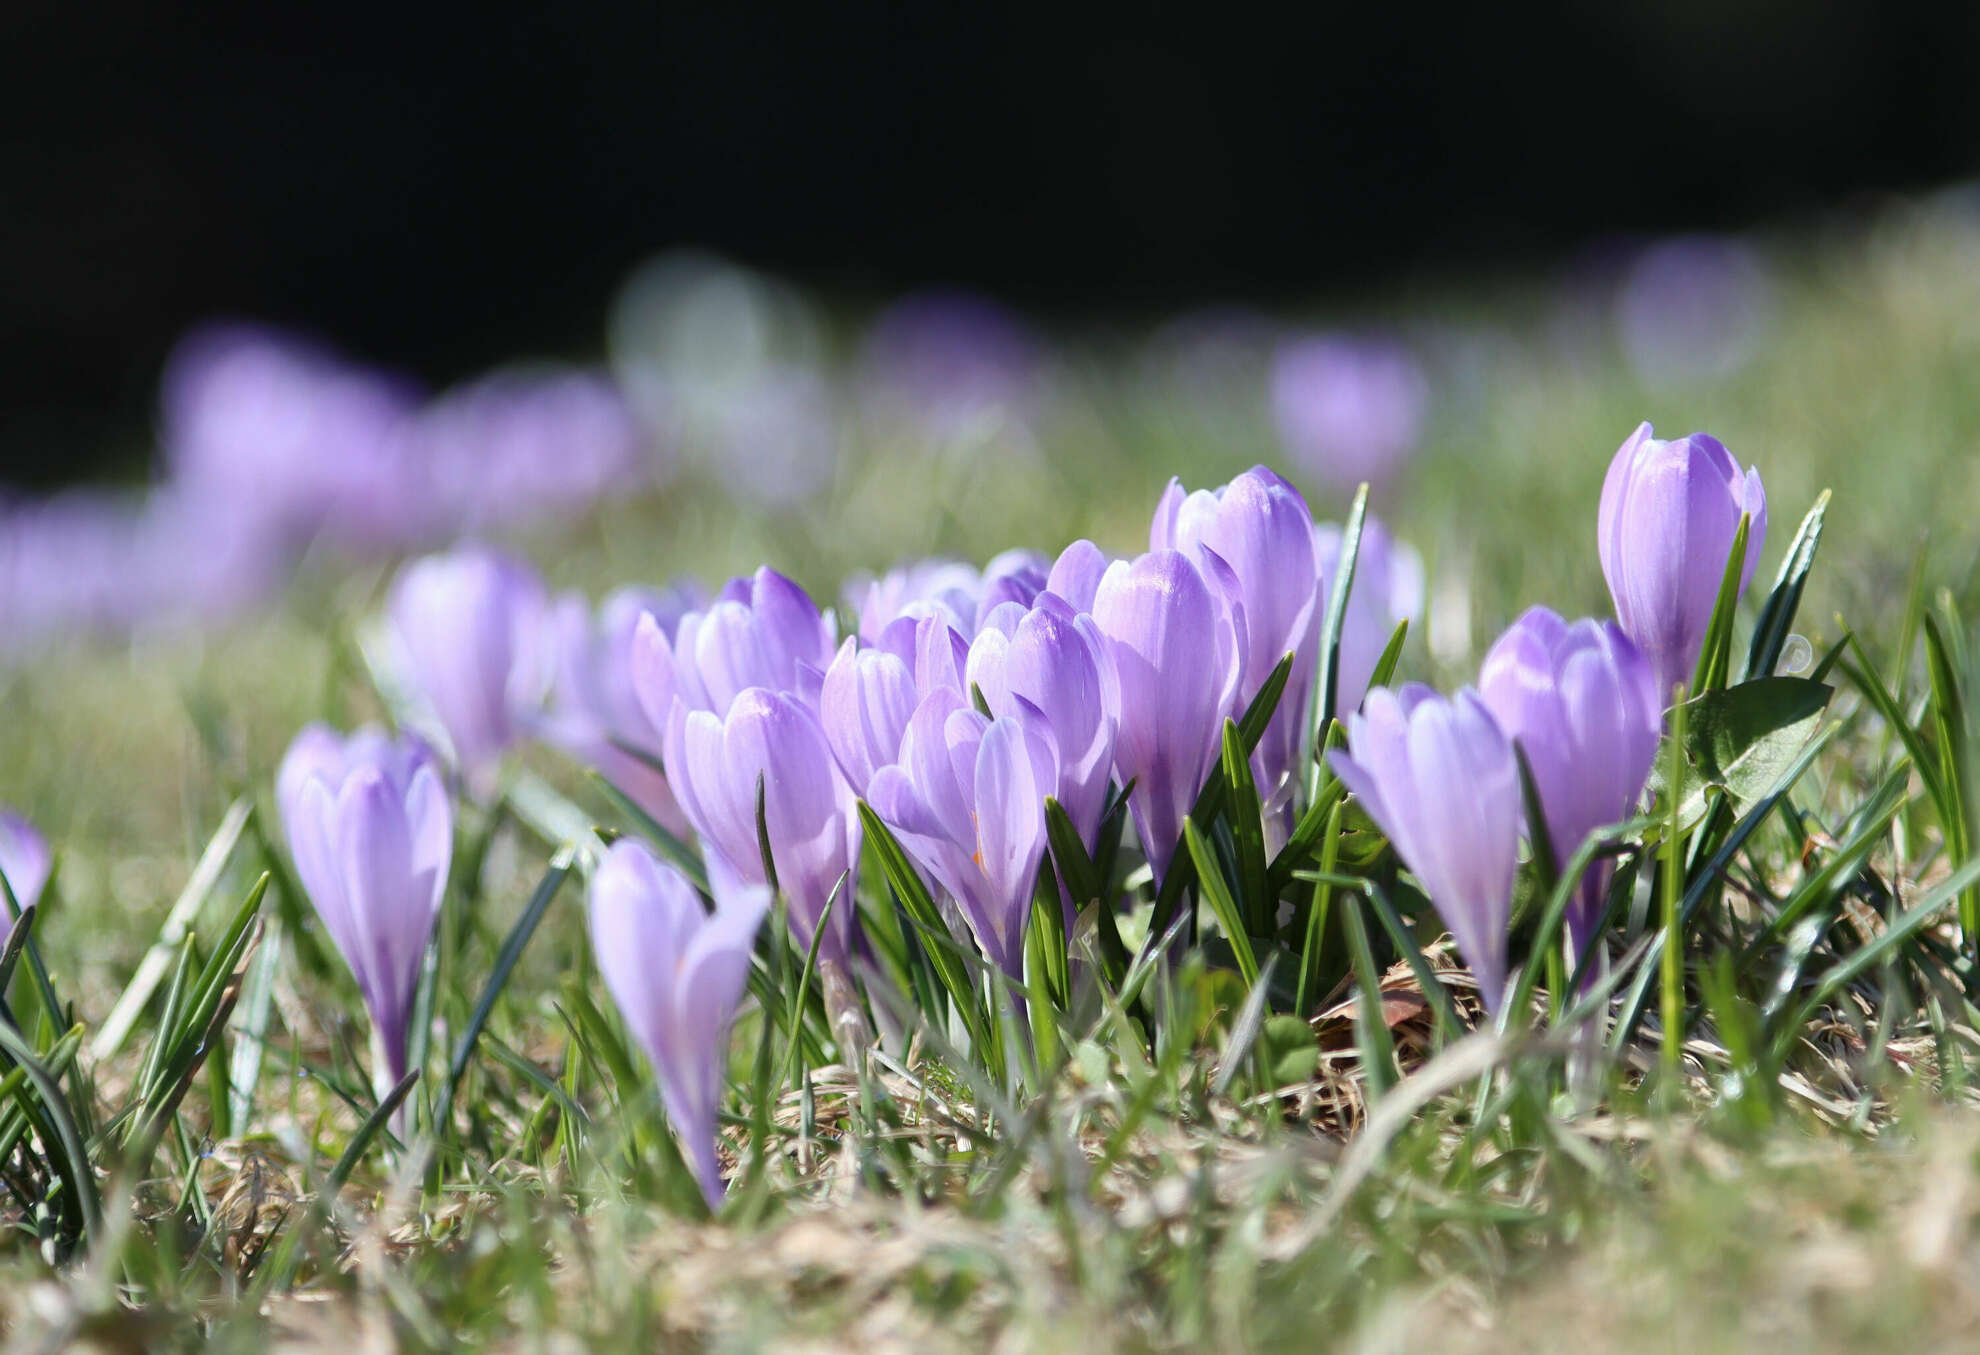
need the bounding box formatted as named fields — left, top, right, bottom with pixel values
left=1480, top=608, right=1661, bottom=964
left=1091, top=550, right=1245, bottom=885
left=277, top=724, right=452, bottom=1089
left=1615, top=236, right=1771, bottom=384
left=1045, top=540, right=1111, bottom=615
left=541, top=584, right=704, bottom=836
left=845, top=550, right=1048, bottom=643
left=588, top=839, right=766, bottom=1210
left=966, top=594, right=1118, bottom=850
left=0, top=811, right=51, bottom=945
left=160, top=324, right=423, bottom=551
left=1271, top=336, right=1428, bottom=493
left=631, top=566, right=835, bottom=723
left=406, top=367, right=646, bottom=533
left=662, top=688, right=861, bottom=966
left=387, top=545, right=552, bottom=796
left=868, top=690, right=1058, bottom=977
left=1151, top=466, right=1320, bottom=802
left=818, top=614, right=970, bottom=797
left=1598, top=423, right=1768, bottom=702
left=1327, top=685, right=1520, bottom=1016
left=859, top=291, right=1042, bottom=443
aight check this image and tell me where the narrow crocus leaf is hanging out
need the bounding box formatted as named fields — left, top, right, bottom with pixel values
left=1745, top=490, right=1830, bottom=680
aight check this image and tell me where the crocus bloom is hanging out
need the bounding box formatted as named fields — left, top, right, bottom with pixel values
left=818, top=613, right=969, bottom=797
left=587, top=838, right=767, bottom=1210
left=1615, top=236, right=1771, bottom=385
left=1312, top=513, right=1426, bottom=721
left=387, top=545, right=550, bottom=796
left=541, top=584, right=704, bottom=835
left=1479, top=608, right=1661, bottom=963
left=635, top=566, right=835, bottom=722
left=868, top=690, right=1059, bottom=977
left=1597, top=423, right=1768, bottom=702
left=858, top=290, right=1043, bottom=443
left=1151, top=466, right=1320, bottom=802
left=1045, top=540, right=1110, bottom=615
left=966, top=594, right=1118, bottom=849
left=161, top=324, right=424, bottom=551
left=845, top=550, right=1048, bottom=643
left=277, top=724, right=452, bottom=1090
left=662, top=687, right=861, bottom=966
left=0, top=810, right=51, bottom=945
left=1327, top=685, right=1520, bottom=1016
left=1091, top=550, right=1245, bottom=885
left=1270, top=335, right=1428, bottom=493
left=406, top=367, right=646, bottom=534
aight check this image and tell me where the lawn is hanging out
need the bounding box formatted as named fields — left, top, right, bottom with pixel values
left=3, top=197, right=1980, bottom=1352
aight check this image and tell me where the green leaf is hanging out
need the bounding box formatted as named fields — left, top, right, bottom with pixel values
left=437, top=851, right=574, bottom=1128
left=1307, top=484, right=1370, bottom=801
left=1745, top=490, right=1829, bottom=680
left=1688, top=513, right=1751, bottom=698
left=1185, top=818, right=1258, bottom=987
left=1647, top=677, right=1833, bottom=820
left=1219, top=719, right=1270, bottom=936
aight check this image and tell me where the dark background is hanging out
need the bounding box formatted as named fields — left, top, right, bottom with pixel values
left=7, top=1, right=1980, bottom=485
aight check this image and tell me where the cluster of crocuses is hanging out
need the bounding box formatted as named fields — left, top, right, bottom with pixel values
left=0, top=326, right=648, bottom=658
left=274, top=418, right=1762, bottom=1205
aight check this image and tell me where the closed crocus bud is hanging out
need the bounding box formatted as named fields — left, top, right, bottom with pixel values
left=1152, top=467, right=1320, bottom=802
left=1598, top=422, right=1768, bottom=702
left=1313, top=513, right=1426, bottom=720
left=387, top=545, right=550, bottom=796
left=1327, top=685, right=1520, bottom=1016
left=587, top=839, right=767, bottom=1211
left=277, top=724, right=452, bottom=1091
left=0, top=809, right=52, bottom=943
left=1045, top=539, right=1110, bottom=615
left=966, top=594, right=1118, bottom=849
left=868, top=690, right=1059, bottom=977
left=818, top=614, right=969, bottom=796
left=1091, top=550, right=1245, bottom=885
left=1480, top=607, right=1661, bottom=965
left=663, top=688, right=861, bottom=967
left=541, top=584, right=703, bottom=836
left=636, top=566, right=835, bottom=722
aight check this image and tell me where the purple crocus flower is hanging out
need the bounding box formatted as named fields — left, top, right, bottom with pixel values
left=1327, top=684, right=1520, bottom=1016
left=541, top=584, right=705, bottom=836
left=966, top=594, right=1118, bottom=849
left=1597, top=423, right=1768, bottom=703
left=387, top=545, right=551, bottom=797
left=1479, top=607, right=1661, bottom=964
left=818, top=614, right=970, bottom=797
left=1313, top=513, right=1426, bottom=721
left=845, top=550, right=1048, bottom=643
left=1151, top=467, right=1320, bottom=803
left=858, top=291, right=1043, bottom=443
left=277, top=724, right=453, bottom=1090
left=1045, top=540, right=1110, bottom=615
left=662, top=687, right=861, bottom=966
left=635, top=566, right=835, bottom=721
left=1270, top=335, right=1428, bottom=494
left=405, top=367, right=647, bottom=534
left=0, top=811, right=51, bottom=943
left=1615, top=236, right=1771, bottom=385
left=868, top=690, right=1059, bottom=977
left=161, top=324, right=424, bottom=551
left=1090, top=550, right=1245, bottom=885
left=587, top=838, right=767, bottom=1210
